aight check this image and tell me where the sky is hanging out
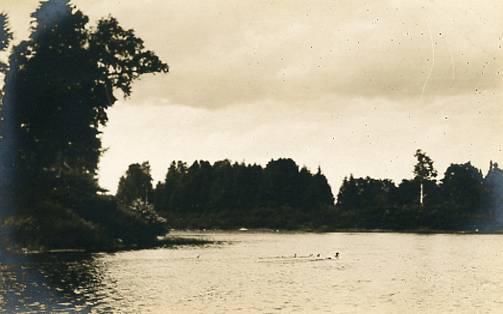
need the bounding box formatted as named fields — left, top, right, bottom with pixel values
left=3, top=0, right=503, bottom=194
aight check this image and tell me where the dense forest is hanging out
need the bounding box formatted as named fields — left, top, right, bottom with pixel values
left=336, top=150, right=503, bottom=231
left=116, top=151, right=503, bottom=232
left=116, top=159, right=335, bottom=229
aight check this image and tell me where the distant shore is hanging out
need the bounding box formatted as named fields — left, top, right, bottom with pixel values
left=4, top=227, right=502, bottom=256
left=170, top=227, right=503, bottom=235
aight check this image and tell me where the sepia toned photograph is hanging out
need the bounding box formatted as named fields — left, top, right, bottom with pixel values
left=1, top=0, right=503, bottom=312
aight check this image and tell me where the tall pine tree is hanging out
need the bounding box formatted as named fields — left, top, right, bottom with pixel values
left=0, top=0, right=168, bottom=212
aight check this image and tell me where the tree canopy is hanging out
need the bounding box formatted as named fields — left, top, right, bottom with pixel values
left=116, top=162, right=154, bottom=206
left=0, top=12, right=12, bottom=75
left=414, top=149, right=438, bottom=182
left=121, top=158, right=337, bottom=229
left=0, top=0, right=169, bottom=250
left=336, top=151, right=503, bottom=230
left=1, top=0, right=168, bottom=212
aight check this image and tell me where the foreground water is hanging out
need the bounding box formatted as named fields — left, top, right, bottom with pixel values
left=1, top=232, right=503, bottom=313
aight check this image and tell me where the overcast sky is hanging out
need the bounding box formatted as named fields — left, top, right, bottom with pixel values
left=3, top=0, right=503, bottom=194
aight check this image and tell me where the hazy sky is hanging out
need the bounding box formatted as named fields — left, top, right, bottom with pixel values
left=3, top=0, right=503, bottom=194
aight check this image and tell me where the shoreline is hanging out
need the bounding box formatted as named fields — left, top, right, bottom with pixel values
left=170, top=227, right=503, bottom=235
left=0, top=235, right=214, bottom=257
left=4, top=227, right=503, bottom=256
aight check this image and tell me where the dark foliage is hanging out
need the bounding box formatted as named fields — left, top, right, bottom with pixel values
left=145, top=158, right=335, bottom=229
left=0, top=0, right=168, bottom=250
left=335, top=151, right=503, bottom=231
left=0, top=12, right=13, bottom=75
left=122, top=152, right=503, bottom=232
left=116, top=162, right=154, bottom=205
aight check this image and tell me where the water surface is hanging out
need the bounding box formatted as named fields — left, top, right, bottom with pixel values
left=2, top=232, right=503, bottom=313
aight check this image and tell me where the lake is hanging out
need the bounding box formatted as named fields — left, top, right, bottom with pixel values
left=1, top=231, right=503, bottom=313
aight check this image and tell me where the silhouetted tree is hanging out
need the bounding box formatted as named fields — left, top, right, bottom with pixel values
left=413, top=149, right=437, bottom=206
left=337, top=176, right=396, bottom=210
left=116, top=162, right=153, bottom=205
left=0, top=12, right=12, bottom=76
left=336, top=175, right=357, bottom=209
left=336, top=175, right=397, bottom=227
left=395, top=178, right=440, bottom=207
left=0, top=0, right=168, bottom=249
left=312, top=167, right=335, bottom=206
left=441, top=162, right=483, bottom=214
left=484, top=161, right=503, bottom=224
left=263, top=158, right=302, bottom=207
left=0, top=13, right=12, bottom=216
left=0, top=0, right=168, bottom=211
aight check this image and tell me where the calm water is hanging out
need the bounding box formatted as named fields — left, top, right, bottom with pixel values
left=2, top=232, right=503, bottom=313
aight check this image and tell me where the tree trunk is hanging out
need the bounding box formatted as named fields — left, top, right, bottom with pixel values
left=419, top=181, right=424, bottom=207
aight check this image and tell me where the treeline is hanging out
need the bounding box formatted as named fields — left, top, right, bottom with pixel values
left=116, top=159, right=335, bottom=229
left=336, top=150, right=503, bottom=231
left=118, top=151, right=503, bottom=232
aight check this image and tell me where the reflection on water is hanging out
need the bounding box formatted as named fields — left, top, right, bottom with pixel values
left=2, top=232, right=503, bottom=313
left=0, top=252, right=115, bottom=312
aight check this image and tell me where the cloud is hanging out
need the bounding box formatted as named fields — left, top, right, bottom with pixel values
left=68, top=0, right=503, bottom=108
left=5, top=1, right=503, bottom=109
